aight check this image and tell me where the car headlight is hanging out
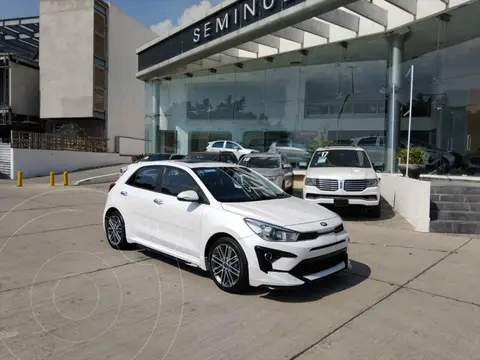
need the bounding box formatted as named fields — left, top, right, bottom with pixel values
left=366, top=178, right=378, bottom=187
left=244, top=218, right=299, bottom=242
left=305, top=177, right=316, bottom=186
left=266, top=176, right=278, bottom=181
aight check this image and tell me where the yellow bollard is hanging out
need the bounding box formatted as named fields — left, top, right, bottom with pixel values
left=49, top=172, right=55, bottom=186
left=17, top=171, right=23, bottom=187
left=63, top=171, right=69, bottom=186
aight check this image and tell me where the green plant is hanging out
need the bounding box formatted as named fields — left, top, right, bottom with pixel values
left=397, top=147, right=424, bottom=165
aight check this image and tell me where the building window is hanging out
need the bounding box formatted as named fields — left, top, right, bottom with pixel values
left=94, top=66, right=106, bottom=89
left=94, top=12, right=106, bottom=36
left=94, top=88, right=105, bottom=111
left=94, top=1, right=107, bottom=15
left=94, top=33, right=106, bottom=59
left=94, top=57, right=106, bottom=68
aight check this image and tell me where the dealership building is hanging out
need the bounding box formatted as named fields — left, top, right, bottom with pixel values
left=136, top=0, right=480, bottom=174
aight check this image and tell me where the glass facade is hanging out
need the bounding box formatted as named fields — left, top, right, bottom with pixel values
left=144, top=2, right=480, bottom=175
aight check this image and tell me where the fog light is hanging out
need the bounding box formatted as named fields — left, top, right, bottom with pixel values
left=264, top=252, right=273, bottom=261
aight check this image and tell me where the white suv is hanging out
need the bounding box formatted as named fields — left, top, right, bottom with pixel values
left=205, top=140, right=257, bottom=160
left=302, top=146, right=381, bottom=217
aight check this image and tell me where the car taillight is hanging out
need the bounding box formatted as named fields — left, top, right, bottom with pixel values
left=108, top=183, right=116, bottom=192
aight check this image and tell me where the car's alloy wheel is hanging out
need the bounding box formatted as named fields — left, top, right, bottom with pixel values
left=208, top=238, right=249, bottom=293
left=105, top=211, right=131, bottom=250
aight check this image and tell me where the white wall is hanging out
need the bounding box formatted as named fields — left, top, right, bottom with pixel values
left=106, top=4, right=157, bottom=152
left=40, top=0, right=95, bottom=118
left=9, top=62, right=40, bottom=116
left=0, top=143, right=12, bottom=179
left=118, top=136, right=145, bottom=156
left=11, top=148, right=127, bottom=179
left=380, top=174, right=431, bottom=232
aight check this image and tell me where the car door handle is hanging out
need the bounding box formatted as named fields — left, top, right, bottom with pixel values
left=120, top=191, right=128, bottom=196
left=153, top=199, right=163, bottom=205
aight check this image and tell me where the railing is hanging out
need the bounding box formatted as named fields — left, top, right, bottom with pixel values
left=11, top=131, right=107, bottom=152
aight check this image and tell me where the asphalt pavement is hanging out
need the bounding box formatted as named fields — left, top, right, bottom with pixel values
left=0, top=178, right=479, bottom=360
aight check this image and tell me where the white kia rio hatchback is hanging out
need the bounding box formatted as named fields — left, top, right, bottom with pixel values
left=103, top=160, right=350, bottom=293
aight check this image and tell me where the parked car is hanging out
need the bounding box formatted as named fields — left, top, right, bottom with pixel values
left=104, top=161, right=350, bottom=293
left=352, top=135, right=461, bottom=174
left=238, top=153, right=293, bottom=193
left=268, top=138, right=310, bottom=165
left=302, top=146, right=381, bottom=217
left=183, top=151, right=238, bottom=163
left=463, top=148, right=480, bottom=175
left=120, top=153, right=185, bottom=174
left=247, top=138, right=271, bottom=152
left=205, top=140, right=258, bottom=160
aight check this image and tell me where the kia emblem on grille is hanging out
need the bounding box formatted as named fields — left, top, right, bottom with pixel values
left=320, top=222, right=328, bottom=227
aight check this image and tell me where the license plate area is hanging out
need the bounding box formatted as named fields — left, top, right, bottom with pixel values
left=333, top=198, right=349, bottom=207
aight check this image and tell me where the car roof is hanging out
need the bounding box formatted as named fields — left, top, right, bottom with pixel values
left=314, top=145, right=364, bottom=152
left=241, top=152, right=281, bottom=158
left=134, top=160, right=239, bottom=169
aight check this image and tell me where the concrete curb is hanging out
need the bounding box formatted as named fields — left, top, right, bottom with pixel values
left=73, top=173, right=120, bottom=186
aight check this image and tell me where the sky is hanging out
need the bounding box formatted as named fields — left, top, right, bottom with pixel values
left=0, top=0, right=223, bottom=36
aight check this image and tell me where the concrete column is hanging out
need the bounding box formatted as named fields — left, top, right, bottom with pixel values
left=384, top=33, right=406, bottom=173
left=151, top=82, right=160, bottom=153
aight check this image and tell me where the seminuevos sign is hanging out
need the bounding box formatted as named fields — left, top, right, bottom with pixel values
left=138, top=0, right=307, bottom=72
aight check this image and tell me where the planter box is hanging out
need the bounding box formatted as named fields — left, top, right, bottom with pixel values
left=398, top=164, right=426, bottom=179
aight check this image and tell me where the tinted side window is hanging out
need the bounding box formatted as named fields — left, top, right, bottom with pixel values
left=212, top=142, right=224, bottom=148
left=126, top=166, right=160, bottom=191
left=358, top=137, right=377, bottom=146
left=276, top=139, right=289, bottom=147
left=225, top=141, right=238, bottom=149
left=160, top=167, right=199, bottom=196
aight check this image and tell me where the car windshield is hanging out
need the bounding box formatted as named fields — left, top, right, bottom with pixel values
left=185, top=153, right=217, bottom=161
left=141, top=154, right=171, bottom=161
left=310, top=149, right=372, bottom=168
left=194, top=166, right=288, bottom=202
left=239, top=156, right=280, bottom=169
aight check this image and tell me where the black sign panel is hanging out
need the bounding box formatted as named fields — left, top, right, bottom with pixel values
left=138, top=0, right=307, bottom=72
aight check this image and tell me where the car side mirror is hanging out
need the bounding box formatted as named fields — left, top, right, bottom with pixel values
left=282, top=163, right=289, bottom=169
left=177, top=190, right=200, bottom=202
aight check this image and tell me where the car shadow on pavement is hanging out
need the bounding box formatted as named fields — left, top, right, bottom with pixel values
left=262, top=261, right=371, bottom=303
left=140, top=249, right=370, bottom=302
left=321, top=199, right=395, bottom=222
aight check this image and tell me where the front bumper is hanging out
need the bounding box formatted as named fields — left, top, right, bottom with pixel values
left=302, top=185, right=380, bottom=207
left=243, top=230, right=349, bottom=287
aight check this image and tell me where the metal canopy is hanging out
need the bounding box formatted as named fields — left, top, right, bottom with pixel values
left=137, top=0, right=472, bottom=80
left=0, top=17, right=39, bottom=61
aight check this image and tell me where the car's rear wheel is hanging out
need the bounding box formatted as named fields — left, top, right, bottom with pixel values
left=105, top=210, right=132, bottom=250
left=208, top=237, right=249, bottom=293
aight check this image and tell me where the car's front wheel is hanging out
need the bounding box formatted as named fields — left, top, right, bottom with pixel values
left=208, top=237, right=249, bottom=293
left=105, top=210, right=133, bottom=250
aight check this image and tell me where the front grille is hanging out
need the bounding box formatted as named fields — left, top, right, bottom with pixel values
left=297, top=224, right=345, bottom=241
left=290, top=249, right=347, bottom=278
left=316, top=179, right=338, bottom=191
left=344, top=179, right=367, bottom=192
